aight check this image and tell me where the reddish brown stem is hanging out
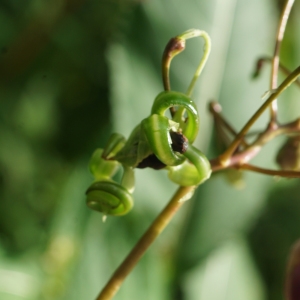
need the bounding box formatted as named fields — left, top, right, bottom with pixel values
left=238, top=163, right=300, bottom=178
left=254, top=57, right=300, bottom=88
left=269, top=0, right=295, bottom=122
left=209, top=101, right=249, bottom=148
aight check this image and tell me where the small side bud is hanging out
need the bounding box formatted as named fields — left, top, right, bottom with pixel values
left=285, top=240, right=300, bottom=300
left=252, top=58, right=265, bottom=79
left=276, top=136, right=300, bottom=171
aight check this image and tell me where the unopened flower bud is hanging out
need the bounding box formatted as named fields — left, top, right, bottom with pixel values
left=285, top=240, right=300, bottom=300
left=276, top=136, right=300, bottom=171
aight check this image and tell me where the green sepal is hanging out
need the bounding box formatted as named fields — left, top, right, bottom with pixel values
left=86, top=181, right=134, bottom=216
left=121, top=166, right=135, bottom=193
left=141, top=114, right=185, bottom=166
left=89, top=149, right=120, bottom=181
left=168, top=143, right=211, bottom=186
left=102, top=133, right=126, bottom=159
left=112, top=125, right=153, bottom=168
left=151, top=91, right=199, bottom=143
left=183, top=144, right=211, bottom=184
left=168, top=163, right=200, bottom=186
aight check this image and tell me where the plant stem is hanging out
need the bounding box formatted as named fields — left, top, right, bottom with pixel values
left=269, top=0, right=295, bottom=122
left=161, top=29, right=211, bottom=96
left=218, top=66, right=300, bottom=166
left=96, top=185, right=195, bottom=300
left=185, top=30, right=211, bottom=97
left=96, top=112, right=300, bottom=299
left=238, top=163, right=300, bottom=177
left=209, top=101, right=249, bottom=148
left=209, top=118, right=300, bottom=172
left=254, top=57, right=300, bottom=87
left=162, top=38, right=185, bottom=92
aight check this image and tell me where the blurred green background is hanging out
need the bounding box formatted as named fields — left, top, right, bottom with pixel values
left=0, top=0, right=300, bottom=299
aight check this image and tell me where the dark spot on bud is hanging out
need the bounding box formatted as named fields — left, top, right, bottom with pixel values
left=136, top=131, right=188, bottom=170
left=136, top=154, right=166, bottom=170
left=170, top=131, right=188, bottom=153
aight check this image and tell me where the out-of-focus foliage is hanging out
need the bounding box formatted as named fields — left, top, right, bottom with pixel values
left=0, top=0, right=300, bottom=299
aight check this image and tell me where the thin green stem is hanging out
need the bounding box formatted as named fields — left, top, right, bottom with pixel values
left=96, top=186, right=195, bottom=300
left=218, top=66, right=300, bottom=166
left=185, top=30, right=211, bottom=97
left=161, top=29, right=211, bottom=97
